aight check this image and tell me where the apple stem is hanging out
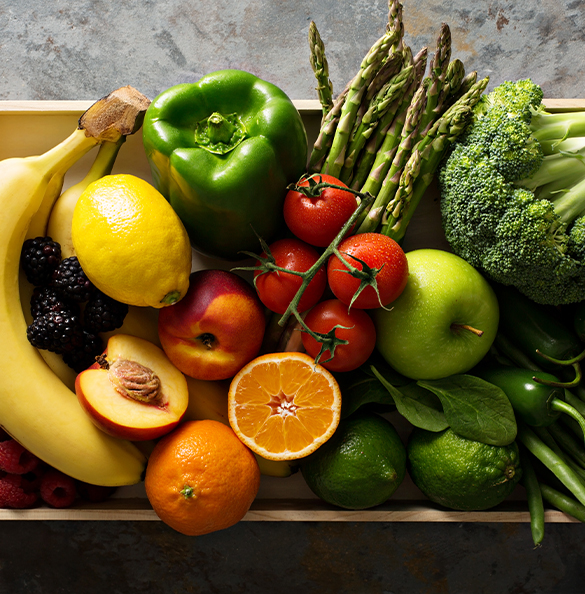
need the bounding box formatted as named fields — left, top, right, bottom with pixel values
left=452, top=323, right=484, bottom=337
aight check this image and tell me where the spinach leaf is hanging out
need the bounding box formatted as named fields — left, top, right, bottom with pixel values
left=371, top=366, right=449, bottom=432
left=338, top=357, right=407, bottom=418
left=417, top=375, right=517, bottom=446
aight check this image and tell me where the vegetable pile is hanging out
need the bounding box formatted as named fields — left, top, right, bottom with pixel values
left=440, top=79, right=585, bottom=306
left=307, top=3, right=488, bottom=242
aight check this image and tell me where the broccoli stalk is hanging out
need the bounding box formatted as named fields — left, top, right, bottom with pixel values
left=439, top=78, right=585, bottom=306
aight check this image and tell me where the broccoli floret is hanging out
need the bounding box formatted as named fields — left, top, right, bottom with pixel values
left=439, top=78, right=585, bottom=305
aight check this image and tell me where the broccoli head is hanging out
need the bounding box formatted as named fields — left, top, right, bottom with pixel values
left=439, top=78, right=585, bottom=305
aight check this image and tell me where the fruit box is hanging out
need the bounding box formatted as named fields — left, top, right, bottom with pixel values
left=0, top=98, right=583, bottom=524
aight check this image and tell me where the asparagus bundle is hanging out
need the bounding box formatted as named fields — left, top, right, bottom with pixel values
left=307, top=0, right=488, bottom=241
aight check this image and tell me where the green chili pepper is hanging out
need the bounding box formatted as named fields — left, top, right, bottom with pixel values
left=142, top=69, right=308, bottom=260
left=479, top=366, right=585, bottom=439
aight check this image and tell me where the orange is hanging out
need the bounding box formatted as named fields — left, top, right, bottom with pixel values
left=144, top=420, right=260, bottom=536
left=228, top=352, right=342, bottom=461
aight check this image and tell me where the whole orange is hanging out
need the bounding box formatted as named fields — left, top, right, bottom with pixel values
left=144, top=419, right=260, bottom=536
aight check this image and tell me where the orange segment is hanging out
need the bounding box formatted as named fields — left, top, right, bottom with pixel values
left=228, top=352, right=342, bottom=460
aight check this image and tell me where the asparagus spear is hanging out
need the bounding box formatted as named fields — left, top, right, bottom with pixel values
left=309, top=21, right=334, bottom=120
left=340, top=64, right=414, bottom=184
left=416, top=22, right=452, bottom=141
left=308, top=86, right=349, bottom=173
left=387, top=0, right=405, bottom=50
left=356, top=82, right=427, bottom=233
left=381, top=77, right=489, bottom=242
left=351, top=46, right=428, bottom=194
left=321, top=28, right=399, bottom=178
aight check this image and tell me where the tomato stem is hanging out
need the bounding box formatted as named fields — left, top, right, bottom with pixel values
left=236, top=180, right=376, bottom=366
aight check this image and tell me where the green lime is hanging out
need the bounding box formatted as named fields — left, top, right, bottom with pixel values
left=300, top=411, right=406, bottom=510
left=407, top=427, right=522, bottom=511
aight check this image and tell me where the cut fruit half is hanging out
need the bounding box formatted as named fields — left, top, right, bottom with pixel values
left=228, top=352, right=342, bottom=461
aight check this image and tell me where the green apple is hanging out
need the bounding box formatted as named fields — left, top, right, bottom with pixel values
left=372, top=249, right=499, bottom=380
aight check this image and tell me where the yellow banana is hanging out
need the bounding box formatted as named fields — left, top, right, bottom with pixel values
left=47, top=138, right=125, bottom=258
left=27, top=172, right=66, bottom=239
left=0, top=87, right=152, bottom=486
left=183, top=376, right=299, bottom=478
left=102, top=305, right=161, bottom=348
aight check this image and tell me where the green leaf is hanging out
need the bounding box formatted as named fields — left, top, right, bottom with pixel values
left=417, top=374, right=517, bottom=446
left=371, top=366, right=449, bottom=432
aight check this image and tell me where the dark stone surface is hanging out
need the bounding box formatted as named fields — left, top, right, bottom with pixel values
left=0, top=520, right=582, bottom=593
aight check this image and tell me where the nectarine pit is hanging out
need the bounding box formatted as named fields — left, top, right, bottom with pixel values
left=97, top=355, right=162, bottom=404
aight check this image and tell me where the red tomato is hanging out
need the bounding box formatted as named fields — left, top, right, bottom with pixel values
left=254, top=238, right=327, bottom=314
left=327, top=233, right=408, bottom=309
left=283, top=174, right=358, bottom=247
left=301, top=299, right=376, bottom=372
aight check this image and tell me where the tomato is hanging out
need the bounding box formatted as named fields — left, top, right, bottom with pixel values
left=254, top=238, right=327, bottom=314
left=283, top=174, right=358, bottom=247
left=301, top=299, right=376, bottom=372
left=327, top=233, right=408, bottom=309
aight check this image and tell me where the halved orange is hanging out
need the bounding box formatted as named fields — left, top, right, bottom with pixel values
left=228, top=352, right=342, bottom=461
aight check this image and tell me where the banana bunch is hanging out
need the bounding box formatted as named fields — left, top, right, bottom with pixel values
left=0, top=86, right=152, bottom=487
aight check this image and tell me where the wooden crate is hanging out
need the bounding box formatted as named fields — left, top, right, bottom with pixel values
left=0, top=99, right=581, bottom=523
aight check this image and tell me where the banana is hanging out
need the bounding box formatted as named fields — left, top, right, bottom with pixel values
left=47, top=137, right=125, bottom=258
left=183, top=376, right=299, bottom=478
left=27, top=172, right=66, bottom=239
left=0, top=87, right=152, bottom=486
left=102, top=305, right=162, bottom=348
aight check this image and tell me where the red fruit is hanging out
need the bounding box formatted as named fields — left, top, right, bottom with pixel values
left=0, top=439, right=41, bottom=475
left=0, top=474, right=39, bottom=509
left=39, top=469, right=78, bottom=508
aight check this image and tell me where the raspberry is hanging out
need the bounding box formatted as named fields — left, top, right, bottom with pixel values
left=20, top=236, right=62, bottom=286
left=0, top=474, right=39, bottom=509
left=0, top=439, right=41, bottom=474
left=39, top=469, right=77, bottom=508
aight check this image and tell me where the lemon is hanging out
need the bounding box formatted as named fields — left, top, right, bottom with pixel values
left=407, top=427, right=522, bottom=511
left=71, top=174, right=192, bottom=308
left=300, top=411, right=406, bottom=510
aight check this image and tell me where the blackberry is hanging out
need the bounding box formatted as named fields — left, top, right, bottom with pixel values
left=26, top=311, right=84, bottom=354
left=30, top=286, right=80, bottom=320
left=51, top=257, right=95, bottom=302
left=84, top=290, right=129, bottom=334
left=62, top=331, right=104, bottom=373
left=20, top=236, right=61, bottom=286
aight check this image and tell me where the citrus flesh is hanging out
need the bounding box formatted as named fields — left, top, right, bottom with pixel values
left=301, top=410, right=407, bottom=510
left=228, top=352, right=342, bottom=461
left=407, top=427, right=522, bottom=511
left=71, top=173, right=192, bottom=308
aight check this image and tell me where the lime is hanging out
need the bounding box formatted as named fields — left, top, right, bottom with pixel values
left=407, top=427, right=522, bottom=511
left=300, top=411, right=406, bottom=510
left=71, top=174, right=192, bottom=308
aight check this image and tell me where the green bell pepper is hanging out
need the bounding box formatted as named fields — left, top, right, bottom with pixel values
left=142, top=69, right=308, bottom=260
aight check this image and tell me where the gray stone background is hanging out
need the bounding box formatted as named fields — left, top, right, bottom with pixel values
left=2, top=1, right=585, bottom=593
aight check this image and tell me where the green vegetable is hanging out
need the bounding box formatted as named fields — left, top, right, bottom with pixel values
left=142, top=69, right=308, bottom=261
left=539, top=482, right=585, bottom=523
left=517, top=421, right=585, bottom=507
left=417, top=374, right=517, bottom=446
left=439, top=78, right=585, bottom=305
left=477, top=366, right=585, bottom=438
left=493, top=283, right=585, bottom=373
left=519, top=448, right=545, bottom=547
